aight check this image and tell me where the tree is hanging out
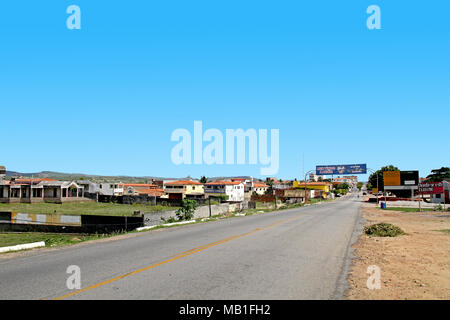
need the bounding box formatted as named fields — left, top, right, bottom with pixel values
left=200, top=176, right=207, bottom=183
left=426, top=167, right=450, bottom=182
left=175, top=199, right=198, bottom=221
left=357, top=182, right=364, bottom=190
left=368, top=165, right=400, bottom=192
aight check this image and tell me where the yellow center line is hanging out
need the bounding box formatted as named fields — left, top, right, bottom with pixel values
left=53, top=215, right=299, bottom=300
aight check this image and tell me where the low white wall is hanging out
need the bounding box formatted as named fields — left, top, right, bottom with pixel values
left=143, top=203, right=234, bottom=226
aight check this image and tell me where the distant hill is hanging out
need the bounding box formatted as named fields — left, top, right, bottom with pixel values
left=5, top=171, right=261, bottom=183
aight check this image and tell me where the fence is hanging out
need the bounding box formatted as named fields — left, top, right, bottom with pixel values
left=0, top=211, right=143, bottom=234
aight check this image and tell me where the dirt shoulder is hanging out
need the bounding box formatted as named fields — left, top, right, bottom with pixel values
left=347, top=204, right=450, bottom=300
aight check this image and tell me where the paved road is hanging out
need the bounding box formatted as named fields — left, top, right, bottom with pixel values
left=0, top=195, right=363, bottom=300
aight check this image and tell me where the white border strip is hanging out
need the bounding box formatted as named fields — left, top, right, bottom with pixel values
left=136, top=220, right=196, bottom=232
left=0, top=241, right=45, bottom=253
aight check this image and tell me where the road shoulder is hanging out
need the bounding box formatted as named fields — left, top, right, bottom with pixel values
left=346, top=204, right=450, bottom=300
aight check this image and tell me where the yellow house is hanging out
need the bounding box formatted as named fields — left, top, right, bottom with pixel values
left=164, top=180, right=204, bottom=200
left=293, top=181, right=331, bottom=199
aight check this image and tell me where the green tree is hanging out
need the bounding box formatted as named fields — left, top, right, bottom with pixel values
left=357, top=182, right=364, bottom=190
left=426, top=167, right=450, bottom=182
left=368, top=165, right=400, bottom=192
left=175, top=199, right=198, bottom=221
left=200, top=176, right=207, bottom=183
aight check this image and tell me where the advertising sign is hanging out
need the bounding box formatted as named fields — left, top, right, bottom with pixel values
left=400, top=171, right=419, bottom=186
left=383, top=171, right=401, bottom=186
left=384, top=171, right=419, bottom=187
left=316, top=164, right=367, bottom=175
left=418, top=182, right=444, bottom=194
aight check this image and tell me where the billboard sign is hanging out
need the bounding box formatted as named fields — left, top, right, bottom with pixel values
left=418, top=182, right=444, bottom=194
left=316, top=164, right=367, bottom=175
left=383, top=171, right=401, bottom=186
left=400, top=171, right=419, bottom=186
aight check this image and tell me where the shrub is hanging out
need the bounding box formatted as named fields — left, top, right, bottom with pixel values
left=364, top=223, right=405, bottom=237
left=175, top=199, right=198, bottom=221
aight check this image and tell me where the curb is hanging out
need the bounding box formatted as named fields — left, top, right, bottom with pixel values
left=136, top=220, right=196, bottom=232
left=0, top=241, right=46, bottom=253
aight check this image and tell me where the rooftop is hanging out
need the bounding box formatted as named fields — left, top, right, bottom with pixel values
left=165, top=180, right=202, bottom=186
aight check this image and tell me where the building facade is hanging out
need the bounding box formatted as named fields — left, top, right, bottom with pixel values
left=204, top=180, right=245, bottom=202
left=164, top=180, right=204, bottom=200
left=0, top=178, right=85, bottom=203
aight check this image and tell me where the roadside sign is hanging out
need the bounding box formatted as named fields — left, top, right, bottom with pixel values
left=383, top=171, right=401, bottom=186
left=316, top=164, right=367, bottom=175
left=418, top=182, right=444, bottom=194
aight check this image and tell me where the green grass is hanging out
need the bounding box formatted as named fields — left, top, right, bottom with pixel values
left=0, top=232, right=120, bottom=249
left=0, top=202, right=177, bottom=217
left=384, top=207, right=434, bottom=213
left=364, top=223, right=405, bottom=237
left=439, top=229, right=450, bottom=235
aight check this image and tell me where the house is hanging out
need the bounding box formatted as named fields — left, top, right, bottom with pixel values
left=252, top=182, right=269, bottom=195
left=292, top=181, right=332, bottom=199
left=123, top=183, right=164, bottom=197
left=164, top=180, right=204, bottom=200
left=77, top=181, right=124, bottom=197
left=430, top=179, right=450, bottom=204
left=0, top=165, right=5, bottom=179
left=204, top=180, right=245, bottom=202
left=0, top=178, right=85, bottom=203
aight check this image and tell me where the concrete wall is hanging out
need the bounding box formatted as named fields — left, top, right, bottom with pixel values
left=143, top=203, right=240, bottom=226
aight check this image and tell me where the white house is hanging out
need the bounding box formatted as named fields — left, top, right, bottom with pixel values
left=430, top=180, right=449, bottom=204
left=77, top=181, right=124, bottom=196
left=204, top=180, right=245, bottom=202
left=252, top=182, right=269, bottom=195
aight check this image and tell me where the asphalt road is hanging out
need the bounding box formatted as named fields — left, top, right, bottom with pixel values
left=0, top=195, right=363, bottom=300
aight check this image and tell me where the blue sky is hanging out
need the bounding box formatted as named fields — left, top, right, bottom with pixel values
left=1, top=1, right=449, bottom=180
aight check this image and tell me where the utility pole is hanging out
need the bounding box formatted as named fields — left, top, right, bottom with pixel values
left=208, top=196, right=211, bottom=217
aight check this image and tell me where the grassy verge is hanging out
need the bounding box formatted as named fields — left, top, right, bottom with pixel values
left=0, top=202, right=177, bottom=217
left=439, top=229, right=450, bottom=235
left=0, top=232, right=121, bottom=249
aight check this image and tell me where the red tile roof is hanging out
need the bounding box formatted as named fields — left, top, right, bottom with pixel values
left=136, top=188, right=164, bottom=196
left=123, top=183, right=158, bottom=188
left=165, top=180, right=202, bottom=186
left=253, top=182, right=268, bottom=188
left=205, top=180, right=242, bottom=186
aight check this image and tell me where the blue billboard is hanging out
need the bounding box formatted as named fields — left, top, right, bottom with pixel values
left=316, top=164, right=367, bottom=175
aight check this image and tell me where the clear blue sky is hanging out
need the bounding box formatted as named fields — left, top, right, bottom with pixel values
left=1, top=1, right=449, bottom=180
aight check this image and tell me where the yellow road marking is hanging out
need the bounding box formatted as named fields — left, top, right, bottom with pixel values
left=53, top=216, right=298, bottom=300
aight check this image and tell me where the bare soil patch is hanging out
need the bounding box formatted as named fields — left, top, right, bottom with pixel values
left=347, top=204, right=450, bottom=300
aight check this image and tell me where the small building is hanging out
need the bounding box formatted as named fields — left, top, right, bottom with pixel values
left=164, top=180, right=204, bottom=200
left=0, top=165, right=6, bottom=179
left=430, top=180, right=450, bottom=204
left=292, top=181, right=332, bottom=199
left=0, top=178, right=85, bottom=203
left=123, top=183, right=163, bottom=197
left=252, top=182, right=269, bottom=195
left=77, top=181, right=124, bottom=197
left=204, top=180, right=245, bottom=202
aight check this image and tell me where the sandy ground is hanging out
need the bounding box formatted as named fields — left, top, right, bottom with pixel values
left=347, top=203, right=450, bottom=300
